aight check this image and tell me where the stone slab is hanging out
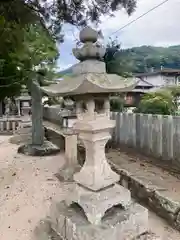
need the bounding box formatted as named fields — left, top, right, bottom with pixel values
left=49, top=200, right=148, bottom=240
left=65, top=183, right=131, bottom=225
left=109, top=161, right=180, bottom=231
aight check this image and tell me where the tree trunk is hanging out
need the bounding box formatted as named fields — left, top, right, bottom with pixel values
left=29, top=79, right=44, bottom=145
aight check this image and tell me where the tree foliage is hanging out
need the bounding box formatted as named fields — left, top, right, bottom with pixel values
left=1, top=0, right=136, bottom=25
left=0, top=0, right=137, bottom=41
left=0, top=16, right=25, bottom=100
left=134, top=86, right=180, bottom=115
left=104, top=38, right=133, bottom=77
left=108, top=45, right=180, bottom=74
left=110, top=96, right=125, bottom=112
left=0, top=21, right=58, bottom=100
left=16, top=24, right=58, bottom=78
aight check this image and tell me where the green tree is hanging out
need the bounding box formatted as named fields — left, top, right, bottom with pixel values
left=0, top=0, right=136, bottom=31
left=134, top=87, right=180, bottom=115
left=0, top=16, right=26, bottom=100
left=104, top=38, right=133, bottom=77
left=0, top=21, right=58, bottom=151
left=0, top=19, right=58, bottom=99
left=108, top=45, right=180, bottom=74
left=110, top=96, right=125, bottom=112
left=19, top=24, right=58, bottom=149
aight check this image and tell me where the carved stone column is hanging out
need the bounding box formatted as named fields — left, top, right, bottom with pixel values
left=74, top=129, right=119, bottom=191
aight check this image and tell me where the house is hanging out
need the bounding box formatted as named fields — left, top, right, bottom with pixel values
left=125, top=68, right=180, bottom=107
left=136, top=68, right=180, bottom=87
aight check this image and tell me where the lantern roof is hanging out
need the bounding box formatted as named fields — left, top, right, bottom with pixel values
left=41, top=27, right=136, bottom=97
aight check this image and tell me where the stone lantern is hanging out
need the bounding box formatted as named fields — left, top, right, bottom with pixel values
left=40, top=27, right=160, bottom=240
left=15, top=85, right=31, bottom=116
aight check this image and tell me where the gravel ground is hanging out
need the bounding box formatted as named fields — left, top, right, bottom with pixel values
left=0, top=136, right=180, bottom=240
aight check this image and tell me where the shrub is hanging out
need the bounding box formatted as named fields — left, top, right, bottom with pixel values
left=134, top=90, right=176, bottom=115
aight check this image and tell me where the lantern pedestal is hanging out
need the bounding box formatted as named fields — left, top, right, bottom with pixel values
left=73, top=118, right=119, bottom=191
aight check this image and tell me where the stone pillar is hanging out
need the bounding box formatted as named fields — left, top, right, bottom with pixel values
left=65, top=133, right=77, bottom=164
left=74, top=131, right=119, bottom=190
left=86, top=98, right=95, bottom=115
left=12, top=121, right=16, bottom=132
left=6, top=121, right=10, bottom=131
left=16, top=100, right=21, bottom=116
left=0, top=101, right=3, bottom=117
left=0, top=121, right=4, bottom=132
left=57, top=131, right=80, bottom=182
left=76, top=101, right=83, bottom=119
left=104, top=98, right=110, bottom=118
left=31, top=80, right=44, bottom=146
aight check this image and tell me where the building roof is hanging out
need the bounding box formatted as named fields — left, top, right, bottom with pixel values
left=135, top=68, right=180, bottom=77
left=129, top=88, right=151, bottom=93
left=135, top=78, right=154, bottom=87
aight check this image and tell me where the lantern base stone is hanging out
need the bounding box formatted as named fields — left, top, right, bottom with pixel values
left=48, top=200, right=149, bottom=240
left=65, top=183, right=131, bottom=225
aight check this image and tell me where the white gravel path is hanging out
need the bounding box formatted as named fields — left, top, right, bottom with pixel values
left=0, top=136, right=64, bottom=240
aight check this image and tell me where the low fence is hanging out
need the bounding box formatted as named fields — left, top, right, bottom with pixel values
left=111, top=112, right=179, bottom=162
left=0, top=117, right=22, bottom=134
left=43, top=106, right=180, bottom=163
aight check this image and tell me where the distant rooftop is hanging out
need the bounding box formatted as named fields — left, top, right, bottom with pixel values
left=136, top=68, right=180, bottom=77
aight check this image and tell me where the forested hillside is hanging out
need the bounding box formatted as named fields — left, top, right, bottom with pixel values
left=59, top=45, right=180, bottom=75
left=115, top=45, right=180, bottom=73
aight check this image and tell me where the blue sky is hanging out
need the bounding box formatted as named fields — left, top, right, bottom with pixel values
left=57, top=0, right=180, bottom=71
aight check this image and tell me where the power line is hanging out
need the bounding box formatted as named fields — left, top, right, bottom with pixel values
left=108, top=0, right=170, bottom=37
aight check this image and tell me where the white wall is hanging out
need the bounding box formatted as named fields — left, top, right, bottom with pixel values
left=143, top=74, right=177, bottom=87
left=162, top=75, right=176, bottom=85
left=144, top=75, right=165, bottom=86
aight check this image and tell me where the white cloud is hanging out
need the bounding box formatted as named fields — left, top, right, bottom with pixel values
left=100, top=0, right=180, bottom=48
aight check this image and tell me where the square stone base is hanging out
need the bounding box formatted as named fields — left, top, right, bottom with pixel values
left=49, top=201, right=149, bottom=240
left=65, top=183, right=132, bottom=225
